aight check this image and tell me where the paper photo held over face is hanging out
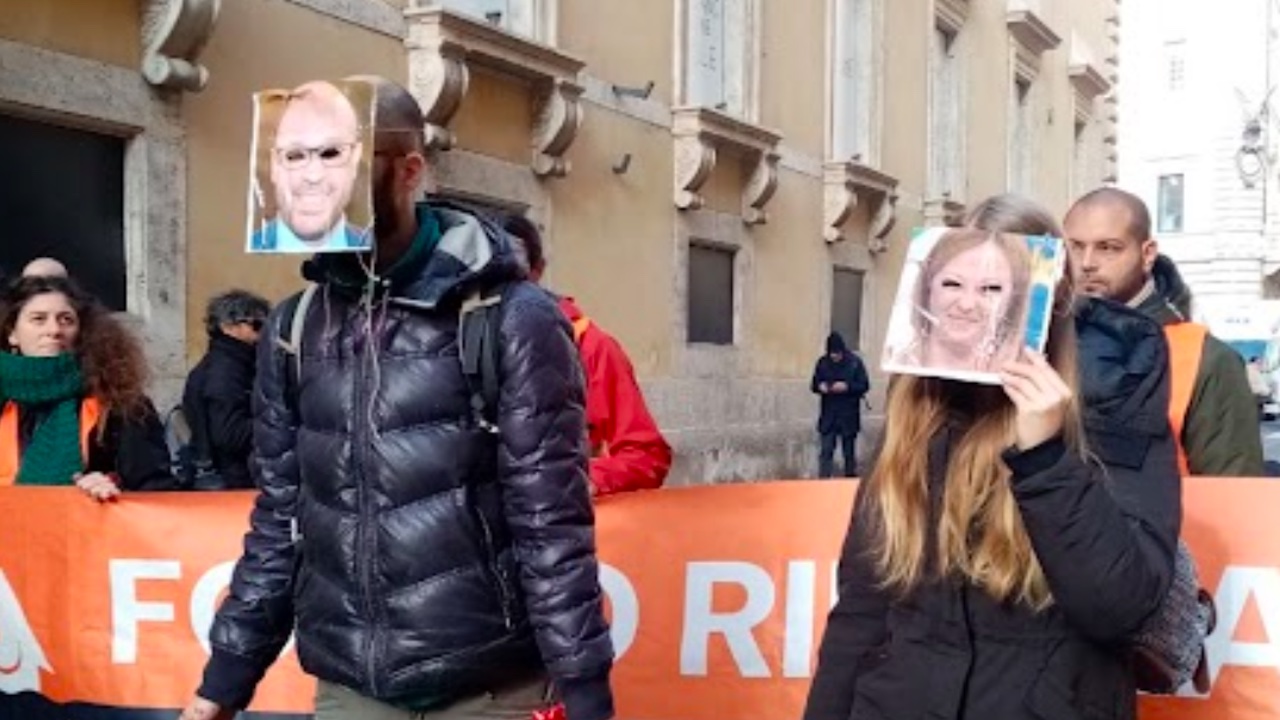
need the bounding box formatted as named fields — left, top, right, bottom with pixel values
left=245, top=79, right=376, bottom=254
left=881, top=226, right=1066, bottom=384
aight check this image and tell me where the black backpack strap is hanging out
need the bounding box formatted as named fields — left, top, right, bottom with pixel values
left=458, top=283, right=508, bottom=434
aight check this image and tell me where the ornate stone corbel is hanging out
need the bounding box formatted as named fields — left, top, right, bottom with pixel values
left=404, top=7, right=587, bottom=176
left=671, top=107, right=782, bottom=223
left=823, top=173, right=858, bottom=245
left=141, top=0, right=221, bottom=93
left=409, top=41, right=470, bottom=152
left=674, top=134, right=716, bottom=210
left=532, top=79, right=584, bottom=177
left=823, top=161, right=899, bottom=251
left=869, top=191, right=899, bottom=250
left=742, top=151, right=780, bottom=225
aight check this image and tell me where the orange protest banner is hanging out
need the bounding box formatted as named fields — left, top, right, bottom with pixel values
left=0, top=490, right=313, bottom=711
left=596, top=482, right=849, bottom=720
left=1138, top=477, right=1280, bottom=720
left=0, top=479, right=1277, bottom=719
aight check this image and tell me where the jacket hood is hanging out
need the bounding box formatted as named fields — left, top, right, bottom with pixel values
left=826, top=332, right=848, bottom=355
left=1151, top=254, right=1193, bottom=320
left=557, top=295, right=585, bottom=322
left=1074, top=296, right=1170, bottom=438
left=303, top=201, right=524, bottom=309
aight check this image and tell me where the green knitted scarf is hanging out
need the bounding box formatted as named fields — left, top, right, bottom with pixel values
left=0, top=353, right=86, bottom=486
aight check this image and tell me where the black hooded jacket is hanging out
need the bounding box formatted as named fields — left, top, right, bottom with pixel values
left=182, top=332, right=257, bottom=489
left=198, top=204, right=613, bottom=720
left=811, top=333, right=871, bottom=435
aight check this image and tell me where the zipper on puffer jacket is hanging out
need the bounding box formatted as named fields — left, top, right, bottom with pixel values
left=353, top=312, right=382, bottom=698
left=472, top=500, right=516, bottom=630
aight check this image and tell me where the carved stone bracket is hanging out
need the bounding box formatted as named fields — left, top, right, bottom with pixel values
left=674, top=133, right=716, bottom=211
left=823, top=161, right=899, bottom=252
left=743, top=151, right=781, bottom=225
left=532, top=79, right=584, bottom=177
left=412, top=40, right=471, bottom=151
left=671, top=107, right=783, bottom=225
left=923, top=195, right=968, bottom=227
left=1006, top=3, right=1061, bottom=83
left=141, top=0, right=221, bottom=92
left=405, top=7, right=586, bottom=177
left=936, top=0, right=970, bottom=34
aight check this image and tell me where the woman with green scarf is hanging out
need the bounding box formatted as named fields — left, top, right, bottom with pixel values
left=0, top=275, right=177, bottom=499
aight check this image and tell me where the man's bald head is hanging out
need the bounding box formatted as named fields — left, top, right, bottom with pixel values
left=1063, top=187, right=1158, bottom=304
left=22, top=257, right=68, bottom=279
left=1066, top=187, right=1152, bottom=245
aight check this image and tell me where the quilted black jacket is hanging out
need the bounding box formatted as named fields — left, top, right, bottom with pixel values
left=198, top=204, right=613, bottom=720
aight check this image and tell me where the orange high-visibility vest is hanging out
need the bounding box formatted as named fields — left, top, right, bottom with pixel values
left=570, top=315, right=601, bottom=457
left=1163, top=323, right=1208, bottom=476
left=0, top=398, right=102, bottom=486
left=572, top=316, right=591, bottom=345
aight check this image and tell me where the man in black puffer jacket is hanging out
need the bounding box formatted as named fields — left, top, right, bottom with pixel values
left=179, top=78, right=613, bottom=720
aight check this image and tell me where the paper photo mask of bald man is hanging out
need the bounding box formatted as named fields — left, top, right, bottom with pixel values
left=246, top=79, right=375, bottom=254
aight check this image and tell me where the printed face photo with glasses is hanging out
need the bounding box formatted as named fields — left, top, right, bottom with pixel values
left=246, top=80, right=375, bottom=254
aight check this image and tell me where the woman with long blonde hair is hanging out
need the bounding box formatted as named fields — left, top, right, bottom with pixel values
left=804, top=194, right=1181, bottom=720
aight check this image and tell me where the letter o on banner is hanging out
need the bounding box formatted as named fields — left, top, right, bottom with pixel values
left=599, top=563, right=639, bottom=660
left=190, top=562, right=236, bottom=655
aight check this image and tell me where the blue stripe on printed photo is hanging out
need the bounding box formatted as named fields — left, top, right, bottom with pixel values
left=1025, top=283, right=1051, bottom=351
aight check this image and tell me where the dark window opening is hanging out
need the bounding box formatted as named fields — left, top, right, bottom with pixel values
left=688, top=243, right=735, bottom=345
left=0, top=113, right=127, bottom=310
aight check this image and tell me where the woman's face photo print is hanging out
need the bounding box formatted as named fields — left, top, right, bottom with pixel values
left=881, top=227, right=1066, bottom=384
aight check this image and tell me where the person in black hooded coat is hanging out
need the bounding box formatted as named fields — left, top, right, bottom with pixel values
left=811, top=332, right=870, bottom=477
left=181, top=290, right=270, bottom=490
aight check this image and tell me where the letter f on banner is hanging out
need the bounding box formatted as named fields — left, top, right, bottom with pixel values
left=110, top=560, right=180, bottom=664
left=0, top=569, right=52, bottom=694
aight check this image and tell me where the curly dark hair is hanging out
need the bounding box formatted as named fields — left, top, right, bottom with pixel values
left=204, top=289, right=270, bottom=337
left=1, top=276, right=152, bottom=420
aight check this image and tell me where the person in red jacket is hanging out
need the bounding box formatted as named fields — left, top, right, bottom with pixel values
left=503, top=214, right=672, bottom=496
